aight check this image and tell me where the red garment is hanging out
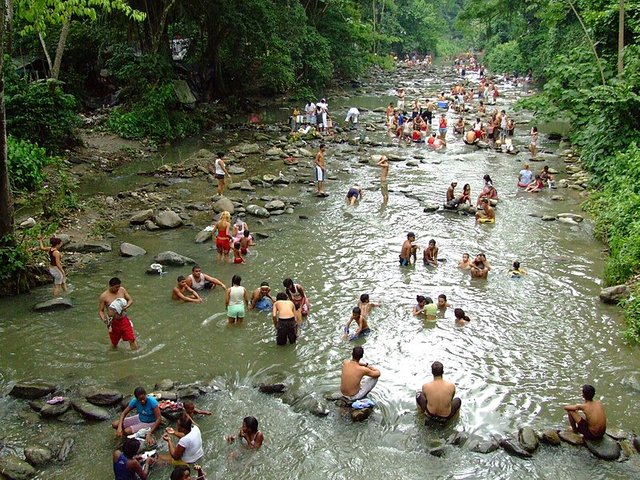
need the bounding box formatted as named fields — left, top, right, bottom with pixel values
left=233, top=257, right=243, bottom=264
left=109, top=316, right=135, bottom=346
left=216, top=235, right=231, bottom=253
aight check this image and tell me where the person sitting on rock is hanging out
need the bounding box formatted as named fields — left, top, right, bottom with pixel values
left=172, top=276, right=203, bottom=303
left=416, top=361, right=461, bottom=422
left=563, top=384, right=607, bottom=441
left=113, top=387, right=162, bottom=446
left=113, top=438, right=154, bottom=480
left=340, top=346, right=380, bottom=402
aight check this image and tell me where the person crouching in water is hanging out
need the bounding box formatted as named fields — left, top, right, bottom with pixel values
left=343, top=306, right=370, bottom=341
left=272, top=292, right=298, bottom=346
left=346, top=185, right=363, bottom=206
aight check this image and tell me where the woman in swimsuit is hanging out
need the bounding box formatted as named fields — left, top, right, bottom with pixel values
left=454, top=308, right=471, bottom=325
left=476, top=175, right=498, bottom=206
left=39, top=235, right=67, bottom=296
left=213, top=211, right=232, bottom=262
left=283, top=278, right=309, bottom=322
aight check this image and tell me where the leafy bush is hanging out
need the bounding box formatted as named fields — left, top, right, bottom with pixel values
left=5, top=77, right=80, bottom=154
left=7, top=136, right=51, bottom=191
left=484, top=41, right=527, bottom=75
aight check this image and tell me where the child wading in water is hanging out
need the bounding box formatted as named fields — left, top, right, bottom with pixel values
left=232, top=242, right=245, bottom=264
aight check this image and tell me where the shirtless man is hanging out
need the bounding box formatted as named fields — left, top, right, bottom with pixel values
left=343, top=306, right=370, bottom=340
left=563, top=384, right=607, bottom=440
left=251, top=282, right=275, bottom=311
left=423, top=239, right=439, bottom=267
left=446, top=182, right=457, bottom=203
left=98, top=277, right=133, bottom=326
left=357, top=293, right=379, bottom=319
left=416, top=361, right=461, bottom=422
left=186, top=265, right=226, bottom=292
left=377, top=155, right=389, bottom=182
left=340, top=346, right=381, bottom=402
left=315, top=144, right=326, bottom=196
left=172, top=276, right=203, bottom=303
left=470, top=253, right=490, bottom=279
left=400, top=232, right=417, bottom=266
left=475, top=198, right=495, bottom=222
left=272, top=292, right=298, bottom=346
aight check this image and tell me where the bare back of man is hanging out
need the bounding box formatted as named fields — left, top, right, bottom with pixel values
left=341, top=361, right=376, bottom=397
left=416, top=362, right=461, bottom=422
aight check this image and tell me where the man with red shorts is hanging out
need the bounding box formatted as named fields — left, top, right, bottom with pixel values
left=107, top=298, right=138, bottom=350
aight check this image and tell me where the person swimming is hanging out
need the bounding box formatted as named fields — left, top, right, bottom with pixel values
left=507, top=261, right=527, bottom=278
left=454, top=308, right=471, bottom=325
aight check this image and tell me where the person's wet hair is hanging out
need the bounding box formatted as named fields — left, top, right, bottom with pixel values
left=234, top=241, right=241, bottom=249
left=360, top=294, right=369, bottom=303
left=122, top=438, right=140, bottom=459
left=261, top=281, right=269, bottom=287
left=276, top=292, right=288, bottom=301
left=133, top=386, right=146, bottom=398
left=283, top=278, right=293, bottom=289
left=431, top=361, right=444, bottom=377
left=513, top=261, right=520, bottom=270
left=183, top=400, right=194, bottom=411
left=191, top=265, right=201, bottom=272
left=232, top=275, right=241, bottom=286
left=416, top=295, right=426, bottom=303
left=407, top=232, right=415, bottom=239
left=429, top=239, right=436, bottom=246
left=171, top=466, right=191, bottom=480
left=109, top=277, right=121, bottom=287
left=50, top=237, right=62, bottom=247
left=243, top=416, right=259, bottom=433
left=352, top=346, right=364, bottom=361
left=177, top=275, right=186, bottom=282
left=454, top=308, right=470, bottom=322
left=425, top=297, right=433, bottom=304
left=582, top=384, right=596, bottom=401
left=217, top=152, right=225, bottom=158
left=352, top=307, right=361, bottom=315
left=244, top=230, right=250, bottom=237
left=177, top=414, right=193, bottom=432
left=438, top=294, right=447, bottom=302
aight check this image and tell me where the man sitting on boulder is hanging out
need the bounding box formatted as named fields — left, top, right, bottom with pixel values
left=563, top=384, right=607, bottom=440
left=416, top=361, right=461, bottom=422
left=340, top=346, right=380, bottom=402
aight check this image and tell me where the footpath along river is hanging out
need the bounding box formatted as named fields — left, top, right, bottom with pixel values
left=1, top=64, right=640, bottom=479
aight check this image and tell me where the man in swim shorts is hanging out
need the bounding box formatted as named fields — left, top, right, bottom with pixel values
left=416, top=361, right=461, bottom=422
left=400, top=232, right=417, bottom=266
left=340, top=346, right=381, bottom=402
left=563, top=384, right=607, bottom=440
left=346, top=185, right=363, bottom=205
left=272, top=292, right=298, bottom=345
left=98, top=276, right=133, bottom=330
left=315, top=144, right=326, bottom=196
left=113, top=386, right=162, bottom=446
left=251, top=282, right=275, bottom=311
left=106, top=297, right=138, bottom=349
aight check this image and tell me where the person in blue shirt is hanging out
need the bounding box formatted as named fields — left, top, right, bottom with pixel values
left=113, top=387, right=162, bottom=446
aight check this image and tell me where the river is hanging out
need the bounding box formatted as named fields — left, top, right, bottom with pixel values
left=0, top=65, right=639, bottom=479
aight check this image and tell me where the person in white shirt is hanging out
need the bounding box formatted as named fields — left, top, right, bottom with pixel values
left=162, top=415, right=204, bottom=466
left=305, top=101, right=316, bottom=124
left=345, top=107, right=360, bottom=127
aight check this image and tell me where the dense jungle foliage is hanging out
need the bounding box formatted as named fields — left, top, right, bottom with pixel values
left=456, top=0, right=640, bottom=341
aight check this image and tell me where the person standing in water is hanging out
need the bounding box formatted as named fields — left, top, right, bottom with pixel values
left=209, top=152, right=229, bottom=196
left=315, top=144, right=327, bottom=196
left=272, top=291, right=298, bottom=345
left=98, top=277, right=133, bottom=326
left=225, top=275, right=248, bottom=324
left=400, top=232, right=417, bottom=266
left=529, top=127, right=539, bottom=160
left=39, top=236, right=66, bottom=296
left=213, top=211, right=232, bottom=262
left=377, top=155, right=389, bottom=182
left=226, top=416, right=263, bottom=449
left=283, top=278, right=309, bottom=321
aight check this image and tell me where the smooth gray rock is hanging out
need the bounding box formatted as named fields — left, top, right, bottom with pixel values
left=541, top=215, right=556, bottom=221
left=265, top=147, right=283, bottom=156
left=259, top=383, right=286, bottom=394
left=144, top=220, right=160, bottom=231
left=155, top=379, right=175, bottom=390
left=153, top=391, right=177, bottom=401
left=585, top=436, right=621, bottom=461
left=33, top=297, right=73, bottom=312
left=19, top=217, right=36, bottom=228
left=28, top=399, right=45, bottom=412
left=129, top=209, right=155, bottom=224
left=155, top=210, right=183, bottom=229
left=558, top=430, right=584, bottom=446
left=40, top=399, right=71, bottom=417
left=541, top=429, right=561, bottom=446
left=599, top=284, right=630, bottom=304
left=0, top=455, right=36, bottom=480
left=246, top=205, right=270, bottom=218
left=71, top=399, right=110, bottom=421
left=176, top=387, right=200, bottom=399
left=264, top=200, right=286, bottom=211
left=85, top=389, right=123, bottom=406
left=235, top=143, right=261, bottom=154
left=10, top=381, right=57, bottom=399
left=423, top=201, right=440, bottom=212
left=120, top=242, right=147, bottom=257
left=24, top=445, right=53, bottom=467
left=213, top=197, right=235, bottom=214
left=518, top=427, right=539, bottom=452
left=499, top=437, right=533, bottom=458
left=240, top=180, right=256, bottom=192
left=153, top=251, right=196, bottom=266
left=557, top=212, right=584, bottom=222
left=429, top=445, right=446, bottom=457
left=57, top=437, right=74, bottom=462
left=195, top=230, right=211, bottom=244
left=469, top=438, right=499, bottom=454
left=228, top=166, right=246, bottom=174
left=62, top=241, right=111, bottom=253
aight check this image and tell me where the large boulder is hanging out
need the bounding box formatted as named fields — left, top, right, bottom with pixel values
left=195, top=230, right=212, bottom=244
left=235, top=143, right=261, bottom=154
left=33, top=297, right=73, bottom=312
left=423, top=201, right=440, bottom=212
left=155, top=379, right=175, bottom=390
left=228, top=166, right=246, bottom=175
left=264, top=200, right=285, bottom=211
left=120, top=242, right=147, bottom=257
left=85, top=389, right=123, bottom=406
left=154, top=251, right=196, bottom=266
left=154, top=210, right=183, bottom=229
left=71, top=399, right=110, bottom=421
left=10, top=381, right=57, bottom=399
left=265, top=147, right=283, bottom=156
left=246, top=205, right=270, bottom=218
left=0, top=456, right=36, bottom=480
left=541, top=429, right=561, bottom=446
left=24, top=445, right=53, bottom=467
left=130, top=209, right=155, bottom=224
left=499, top=437, right=533, bottom=458
left=517, top=427, right=539, bottom=453
left=213, top=197, right=235, bottom=214
left=39, top=398, right=71, bottom=417
left=599, top=284, right=630, bottom=304
left=558, top=430, right=584, bottom=446
left=62, top=241, right=111, bottom=253
left=585, top=436, right=621, bottom=461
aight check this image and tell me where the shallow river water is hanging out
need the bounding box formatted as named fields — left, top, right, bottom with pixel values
left=1, top=67, right=640, bottom=479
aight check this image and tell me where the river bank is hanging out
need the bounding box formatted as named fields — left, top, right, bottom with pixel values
left=2, top=63, right=640, bottom=479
